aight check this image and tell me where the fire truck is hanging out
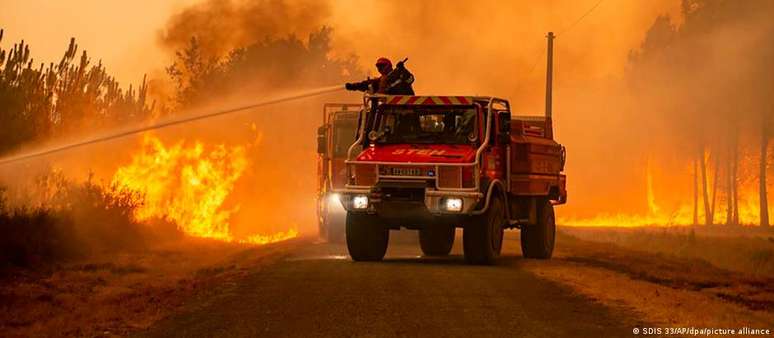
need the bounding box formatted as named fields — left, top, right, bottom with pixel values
left=338, top=33, right=566, bottom=264
left=316, top=103, right=362, bottom=242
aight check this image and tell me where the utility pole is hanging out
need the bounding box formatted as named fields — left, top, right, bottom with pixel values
left=545, top=32, right=554, bottom=119
left=545, top=31, right=555, bottom=139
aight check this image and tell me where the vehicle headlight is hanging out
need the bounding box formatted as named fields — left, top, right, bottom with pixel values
left=352, top=195, right=369, bottom=209
left=444, top=198, right=463, bottom=212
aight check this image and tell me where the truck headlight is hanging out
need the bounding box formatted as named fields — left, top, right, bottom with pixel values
left=352, top=195, right=369, bottom=209
left=444, top=198, right=463, bottom=212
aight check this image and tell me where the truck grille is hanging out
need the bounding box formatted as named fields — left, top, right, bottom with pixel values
left=379, top=166, right=428, bottom=177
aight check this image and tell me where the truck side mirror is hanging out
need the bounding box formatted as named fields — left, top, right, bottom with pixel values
left=317, top=126, right=328, bottom=155
left=497, top=112, right=511, bottom=145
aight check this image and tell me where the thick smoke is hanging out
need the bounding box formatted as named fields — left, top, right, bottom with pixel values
left=156, top=0, right=686, bottom=227
left=155, top=0, right=360, bottom=237
left=322, top=0, right=774, bottom=224
left=160, top=0, right=332, bottom=59
left=609, top=0, right=774, bottom=223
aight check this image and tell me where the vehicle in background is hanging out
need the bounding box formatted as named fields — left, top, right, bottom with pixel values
left=316, top=103, right=361, bottom=242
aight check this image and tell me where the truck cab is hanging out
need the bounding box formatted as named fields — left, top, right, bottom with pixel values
left=339, top=95, right=566, bottom=264
left=316, top=103, right=361, bottom=242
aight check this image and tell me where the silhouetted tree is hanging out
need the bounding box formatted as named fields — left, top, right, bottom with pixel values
left=0, top=30, right=154, bottom=155
left=629, top=0, right=774, bottom=225
left=166, top=27, right=362, bottom=109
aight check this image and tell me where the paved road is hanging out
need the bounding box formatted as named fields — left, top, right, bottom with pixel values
left=138, top=232, right=642, bottom=337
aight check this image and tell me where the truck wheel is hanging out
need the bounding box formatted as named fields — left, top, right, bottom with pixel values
left=520, top=198, right=555, bottom=259
left=346, top=213, right=389, bottom=261
left=419, top=223, right=455, bottom=256
left=463, top=195, right=505, bottom=265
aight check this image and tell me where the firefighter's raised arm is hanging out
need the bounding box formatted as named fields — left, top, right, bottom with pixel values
left=385, top=58, right=414, bottom=95
left=345, top=79, right=373, bottom=92
left=396, top=58, right=408, bottom=70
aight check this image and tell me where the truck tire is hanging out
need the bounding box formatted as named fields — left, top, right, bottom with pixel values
left=419, top=223, right=455, bottom=256
left=463, top=195, right=505, bottom=265
left=346, top=213, right=389, bottom=261
left=520, top=198, right=555, bottom=259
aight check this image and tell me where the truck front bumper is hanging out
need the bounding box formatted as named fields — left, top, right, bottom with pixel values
left=340, top=187, right=483, bottom=215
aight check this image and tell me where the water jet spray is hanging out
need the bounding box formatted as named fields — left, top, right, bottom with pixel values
left=0, top=85, right=345, bottom=166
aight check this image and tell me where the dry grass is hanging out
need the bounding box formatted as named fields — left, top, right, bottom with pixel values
left=0, top=208, right=74, bottom=269
left=561, top=226, right=774, bottom=277
left=0, top=173, right=306, bottom=337
left=515, top=227, right=774, bottom=329
left=0, top=173, right=185, bottom=272
left=0, top=237, right=304, bottom=337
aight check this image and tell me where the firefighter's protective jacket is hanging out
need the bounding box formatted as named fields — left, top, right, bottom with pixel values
left=346, top=62, right=415, bottom=95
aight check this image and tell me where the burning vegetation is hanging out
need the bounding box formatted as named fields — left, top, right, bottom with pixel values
left=0, top=3, right=360, bottom=270
left=112, top=135, right=248, bottom=241
left=111, top=134, right=298, bottom=244
left=555, top=0, right=774, bottom=227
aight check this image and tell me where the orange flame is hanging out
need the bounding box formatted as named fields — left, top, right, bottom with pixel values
left=241, top=228, right=299, bottom=245
left=646, top=158, right=660, bottom=215
left=560, top=154, right=772, bottom=227
left=111, top=134, right=298, bottom=244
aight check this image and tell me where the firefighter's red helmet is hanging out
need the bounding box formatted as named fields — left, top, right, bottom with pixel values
left=375, top=57, right=392, bottom=69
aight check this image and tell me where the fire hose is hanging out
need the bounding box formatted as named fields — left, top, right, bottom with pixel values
left=0, top=85, right=345, bottom=166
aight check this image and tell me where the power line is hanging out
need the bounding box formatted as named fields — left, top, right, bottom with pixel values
left=513, top=46, right=546, bottom=92
left=557, top=0, right=605, bottom=37
left=0, top=85, right=345, bottom=166
left=516, top=0, right=603, bottom=88
left=512, top=0, right=604, bottom=106
left=526, top=47, right=546, bottom=77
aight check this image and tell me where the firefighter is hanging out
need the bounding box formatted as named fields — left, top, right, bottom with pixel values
left=345, top=57, right=415, bottom=95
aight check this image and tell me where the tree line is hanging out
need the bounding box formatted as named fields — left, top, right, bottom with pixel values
left=0, top=30, right=154, bottom=155
left=628, top=0, right=774, bottom=226
left=0, top=26, right=360, bottom=156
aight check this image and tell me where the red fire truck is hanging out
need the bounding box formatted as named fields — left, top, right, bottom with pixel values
left=316, top=103, right=362, bottom=242
left=339, top=33, right=566, bottom=264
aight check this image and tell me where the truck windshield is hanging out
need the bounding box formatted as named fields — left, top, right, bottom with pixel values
left=372, top=106, right=478, bottom=145
left=332, top=120, right=357, bottom=157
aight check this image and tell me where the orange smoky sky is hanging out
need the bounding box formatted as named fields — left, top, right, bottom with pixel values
left=1, top=0, right=681, bottom=92
left=0, top=0, right=200, bottom=85
left=331, top=0, right=682, bottom=115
